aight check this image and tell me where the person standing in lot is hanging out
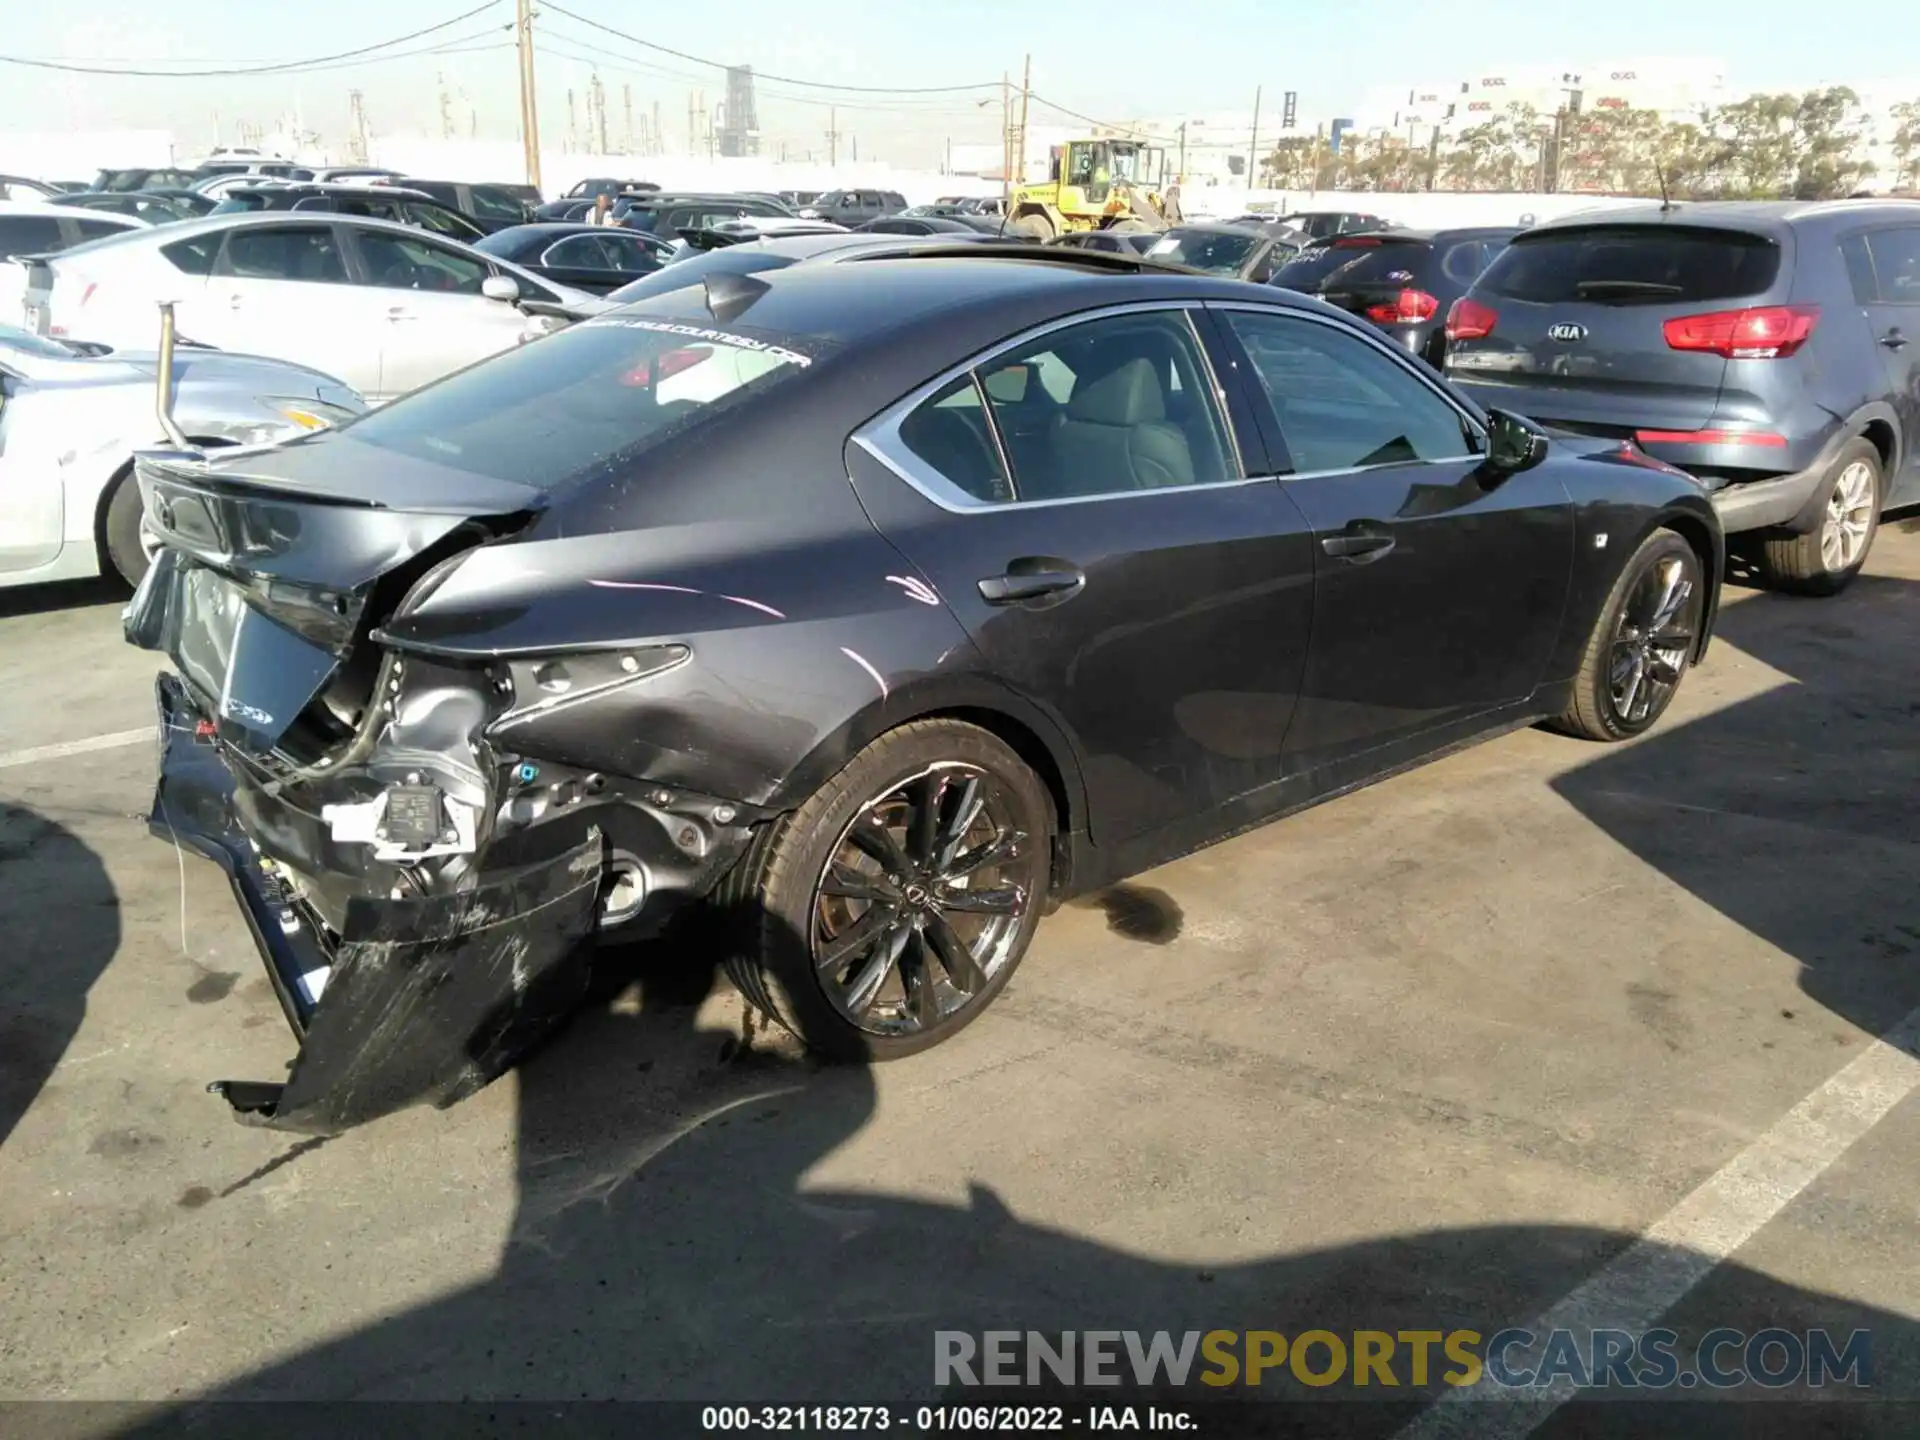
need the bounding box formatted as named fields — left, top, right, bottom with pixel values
left=589, top=194, right=614, bottom=225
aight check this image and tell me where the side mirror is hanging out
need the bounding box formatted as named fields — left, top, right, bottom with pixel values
left=481, top=274, right=521, bottom=303
left=1483, top=408, right=1550, bottom=475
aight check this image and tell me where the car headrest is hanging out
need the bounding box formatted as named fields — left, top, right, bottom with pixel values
left=1065, top=355, right=1166, bottom=425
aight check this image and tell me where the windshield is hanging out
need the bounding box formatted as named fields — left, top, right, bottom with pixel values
left=1108, top=147, right=1146, bottom=185
left=1145, top=229, right=1261, bottom=276
left=340, top=314, right=822, bottom=490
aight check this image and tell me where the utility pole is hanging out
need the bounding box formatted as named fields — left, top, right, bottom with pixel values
left=1015, top=53, right=1031, bottom=188
left=438, top=74, right=454, bottom=140
left=999, top=71, right=1010, bottom=212
left=347, top=90, right=370, bottom=165
left=652, top=100, right=662, bottom=157
left=622, top=83, right=634, bottom=154
left=1177, top=120, right=1188, bottom=179
left=1247, top=85, right=1262, bottom=191
left=826, top=107, right=840, bottom=167
left=591, top=71, right=608, bottom=154
left=514, top=0, right=542, bottom=191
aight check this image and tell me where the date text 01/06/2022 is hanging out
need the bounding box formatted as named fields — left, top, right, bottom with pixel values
left=700, top=1405, right=1199, bottom=1432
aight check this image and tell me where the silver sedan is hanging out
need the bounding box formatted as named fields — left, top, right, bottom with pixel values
left=0, top=322, right=365, bottom=588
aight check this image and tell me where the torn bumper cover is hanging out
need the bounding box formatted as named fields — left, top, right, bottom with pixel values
left=155, top=671, right=604, bottom=1134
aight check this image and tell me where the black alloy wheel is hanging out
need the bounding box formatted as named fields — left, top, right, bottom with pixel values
left=1552, top=528, right=1703, bottom=742
left=719, top=719, right=1053, bottom=1059
left=814, top=765, right=1030, bottom=1036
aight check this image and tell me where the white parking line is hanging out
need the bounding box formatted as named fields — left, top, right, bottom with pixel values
left=1397, top=1003, right=1920, bottom=1440
left=0, top=727, right=151, bottom=771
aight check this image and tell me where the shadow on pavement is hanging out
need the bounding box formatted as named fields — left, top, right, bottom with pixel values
left=1552, top=574, right=1920, bottom=1045
left=0, top=805, right=122, bottom=1148
left=102, top=898, right=1917, bottom=1436
left=0, top=576, right=126, bottom=620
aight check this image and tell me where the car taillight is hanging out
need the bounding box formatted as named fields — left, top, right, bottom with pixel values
left=1633, top=429, right=1788, bottom=448
left=1364, top=289, right=1439, bottom=324
left=1446, top=297, right=1498, bottom=341
left=1661, top=304, right=1819, bottom=359
left=1333, top=235, right=1383, bottom=248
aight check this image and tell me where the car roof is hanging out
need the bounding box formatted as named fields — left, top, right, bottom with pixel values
left=617, top=249, right=1322, bottom=348
left=41, top=208, right=498, bottom=266
left=485, top=222, right=628, bottom=239
left=1525, top=199, right=1920, bottom=237
left=1167, top=221, right=1273, bottom=236
left=227, top=182, right=434, bottom=199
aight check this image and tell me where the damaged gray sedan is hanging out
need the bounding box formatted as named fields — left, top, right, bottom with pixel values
left=131, top=248, right=1719, bottom=1133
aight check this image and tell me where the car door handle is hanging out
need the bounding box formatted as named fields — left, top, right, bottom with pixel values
left=1320, top=524, right=1396, bottom=563
left=1882, top=329, right=1908, bottom=351
left=977, top=561, right=1085, bottom=605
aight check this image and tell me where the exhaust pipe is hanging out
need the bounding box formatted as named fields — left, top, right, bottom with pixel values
left=154, top=301, right=191, bottom=450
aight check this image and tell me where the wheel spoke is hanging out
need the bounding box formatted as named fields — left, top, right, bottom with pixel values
left=931, top=775, right=983, bottom=871
left=816, top=903, right=894, bottom=973
left=841, top=917, right=911, bottom=1015
left=1645, top=564, right=1689, bottom=631
left=848, top=811, right=912, bottom=879
left=1616, top=652, right=1646, bottom=721
left=820, top=861, right=899, bottom=904
left=923, top=909, right=987, bottom=994
left=947, top=828, right=1026, bottom=881
left=937, top=885, right=1023, bottom=915
left=1649, top=625, right=1693, bottom=649
left=907, top=774, right=945, bottom=867
left=903, top=938, right=943, bottom=1028
left=1648, top=654, right=1685, bottom=685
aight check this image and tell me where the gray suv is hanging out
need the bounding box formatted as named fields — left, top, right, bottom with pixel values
left=1445, top=201, right=1920, bottom=593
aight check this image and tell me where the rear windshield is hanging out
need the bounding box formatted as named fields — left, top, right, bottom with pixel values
left=1476, top=225, right=1781, bottom=305
left=337, top=314, right=824, bottom=489
left=1270, top=244, right=1358, bottom=290
left=1314, top=240, right=1433, bottom=287
left=1144, top=228, right=1261, bottom=275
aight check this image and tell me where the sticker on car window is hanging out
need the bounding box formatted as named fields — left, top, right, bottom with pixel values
left=1386, top=270, right=1415, bottom=282
left=583, top=316, right=815, bottom=367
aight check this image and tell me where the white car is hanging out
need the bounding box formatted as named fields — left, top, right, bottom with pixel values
left=1, top=200, right=145, bottom=326
left=20, top=212, right=593, bottom=404
left=0, top=322, right=365, bottom=588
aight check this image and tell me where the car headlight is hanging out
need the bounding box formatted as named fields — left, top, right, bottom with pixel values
left=265, top=397, right=362, bottom=432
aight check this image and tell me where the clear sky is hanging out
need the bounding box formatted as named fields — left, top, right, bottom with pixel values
left=2, top=0, right=1909, bottom=167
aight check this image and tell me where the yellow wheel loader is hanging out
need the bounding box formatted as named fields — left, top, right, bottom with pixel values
left=1008, top=137, right=1171, bottom=240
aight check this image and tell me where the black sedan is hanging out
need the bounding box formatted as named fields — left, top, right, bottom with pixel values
left=128, top=246, right=1721, bottom=1133
left=472, top=222, right=673, bottom=293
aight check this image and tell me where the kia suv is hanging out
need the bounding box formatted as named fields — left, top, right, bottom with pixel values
left=1444, top=201, right=1920, bottom=593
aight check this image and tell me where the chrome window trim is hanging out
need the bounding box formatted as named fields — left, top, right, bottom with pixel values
left=1204, top=300, right=1488, bottom=478
left=850, top=300, right=1256, bottom=515
left=539, top=235, right=609, bottom=269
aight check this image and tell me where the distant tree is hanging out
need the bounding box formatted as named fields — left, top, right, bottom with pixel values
left=1262, top=135, right=1318, bottom=189
left=1709, top=92, right=1799, bottom=196
left=1892, top=100, right=1920, bottom=190
left=1438, top=103, right=1544, bottom=192
left=1789, top=86, right=1875, bottom=198
left=1559, top=106, right=1668, bottom=194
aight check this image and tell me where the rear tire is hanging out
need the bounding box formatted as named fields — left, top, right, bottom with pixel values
left=717, top=719, right=1052, bottom=1062
left=1550, top=528, right=1703, bottom=743
left=101, top=470, right=152, bottom=589
left=1753, top=438, right=1882, bottom=596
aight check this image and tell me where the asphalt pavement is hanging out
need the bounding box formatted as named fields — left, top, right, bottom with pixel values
left=1, top=521, right=1916, bottom=1437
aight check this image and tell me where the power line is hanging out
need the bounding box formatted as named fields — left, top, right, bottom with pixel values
left=539, top=2, right=999, bottom=95
left=537, top=29, right=996, bottom=116
left=0, top=0, right=506, bottom=77
left=1023, top=91, right=1156, bottom=140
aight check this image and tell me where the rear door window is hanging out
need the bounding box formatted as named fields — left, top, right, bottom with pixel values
left=71, top=218, right=132, bottom=243
left=542, top=234, right=617, bottom=270
left=468, top=186, right=527, bottom=223
left=1477, top=226, right=1782, bottom=305
left=163, top=233, right=223, bottom=275
left=217, top=225, right=350, bottom=283
left=1863, top=228, right=1920, bottom=305
left=1839, top=234, right=1878, bottom=303
left=1440, top=239, right=1497, bottom=285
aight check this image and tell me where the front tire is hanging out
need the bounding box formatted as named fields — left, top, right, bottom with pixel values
left=718, top=720, right=1053, bottom=1061
left=1753, top=438, right=1882, bottom=596
left=1011, top=211, right=1055, bottom=241
left=1551, top=528, right=1703, bottom=742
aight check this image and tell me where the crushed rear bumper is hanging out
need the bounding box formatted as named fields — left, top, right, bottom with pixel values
left=151, top=671, right=605, bottom=1135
